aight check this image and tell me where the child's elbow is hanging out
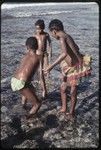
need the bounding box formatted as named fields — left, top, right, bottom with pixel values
left=63, top=52, right=67, bottom=58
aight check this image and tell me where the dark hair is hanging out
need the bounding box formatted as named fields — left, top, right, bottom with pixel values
left=49, top=19, right=64, bottom=31
left=35, top=19, right=45, bottom=29
left=26, top=37, right=38, bottom=50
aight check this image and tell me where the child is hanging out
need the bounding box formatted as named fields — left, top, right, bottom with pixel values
left=44, top=19, right=92, bottom=119
left=11, top=37, right=41, bottom=119
left=33, top=19, right=52, bottom=98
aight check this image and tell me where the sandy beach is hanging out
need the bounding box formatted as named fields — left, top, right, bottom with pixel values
left=1, top=2, right=99, bottom=148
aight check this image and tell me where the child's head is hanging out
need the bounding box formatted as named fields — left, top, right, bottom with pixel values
left=49, top=19, right=64, bottom=39
left=35, top=19, right=45, bottom=33
left=26, top=37, right=38, bottom=51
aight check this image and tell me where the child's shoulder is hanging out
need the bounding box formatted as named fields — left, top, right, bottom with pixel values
left=59, top=33, right=72, bottom=43
left=31, top=53, right=40, bottom=62
left=66, top=33, right=73, bottom=38
left=65, top=33, right=74, bottom=41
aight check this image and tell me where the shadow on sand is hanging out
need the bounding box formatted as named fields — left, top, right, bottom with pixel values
left=1, top=114, right=59, bottom=148
left=76, top=90, right=99, bottom=117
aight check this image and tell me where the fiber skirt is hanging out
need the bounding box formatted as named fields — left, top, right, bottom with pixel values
left=60, top=55, right=92, bottom=86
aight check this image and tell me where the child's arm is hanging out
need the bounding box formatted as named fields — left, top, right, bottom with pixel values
left=44, top=38, right=67, bottom=73
left=44, top=53, right=67, bottom=73
left=47, top=34, right=52, bottom=62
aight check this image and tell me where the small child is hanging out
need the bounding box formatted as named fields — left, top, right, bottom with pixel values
left=11, top=37, right=41, bottom=119
left=44, top=19, right=92, bottom=119
left=33, top=19, right=52, bottom=98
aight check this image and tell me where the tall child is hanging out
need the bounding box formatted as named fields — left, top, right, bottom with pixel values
left=44, top=19, right=92, bottom=119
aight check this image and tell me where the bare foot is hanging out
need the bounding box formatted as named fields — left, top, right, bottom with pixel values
left=30, top=102, right=41, bottom=114
left=65, top=113, right=74, bottom=121
left=58, top=108, right=66, bottom=113
left=26, top=102, right=41, bottom=119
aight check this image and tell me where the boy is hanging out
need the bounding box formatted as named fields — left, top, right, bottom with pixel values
left=11, top=37, right=41, bottom=119
left=33, top=19, right=52, bottom=98
left=44, top=19, right=92, bottom=119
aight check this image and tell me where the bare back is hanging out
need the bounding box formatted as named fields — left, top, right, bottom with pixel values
left=34, top=32, right=50, bottom=55
left=60, top=32, right=83, bottom=66
left=14, top=51, right=40, bottom=82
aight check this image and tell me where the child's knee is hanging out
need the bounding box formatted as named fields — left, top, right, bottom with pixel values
left=60, top=83, right=67, bottom=93
left=71, top=86, right=77, bottom=95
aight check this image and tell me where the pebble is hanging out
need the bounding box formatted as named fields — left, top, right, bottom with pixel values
left=1, top=106, right=8, bottom=113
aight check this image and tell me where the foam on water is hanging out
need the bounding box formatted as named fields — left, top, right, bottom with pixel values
left=1, top=2, right=98, bottom=20
left=1, top=2, right=97, bottom=10
left=5, top=10, right=73, bottom=18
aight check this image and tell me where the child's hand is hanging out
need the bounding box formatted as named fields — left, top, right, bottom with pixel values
left=43, top=65, right=52, bottom=75
left=43, top=68, right=49, bottom=75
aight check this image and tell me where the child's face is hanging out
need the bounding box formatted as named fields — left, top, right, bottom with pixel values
left=35, top=25, right=43, bottom=34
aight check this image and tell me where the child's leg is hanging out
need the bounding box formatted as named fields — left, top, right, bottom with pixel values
left=21, top=95, right=27, bottom=105
left=38, top=61, right=42, bottom=84
left=40, top=59, right=47, bottom=98
left=43, top=54, right=49, bottom=78
left=21, top=95, right=27, bottom=109
left=66, top=85, right=77, bottom=118
left=60, top=78, right=68, bottom=113
left=20, top=85, right=41, bottom=118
